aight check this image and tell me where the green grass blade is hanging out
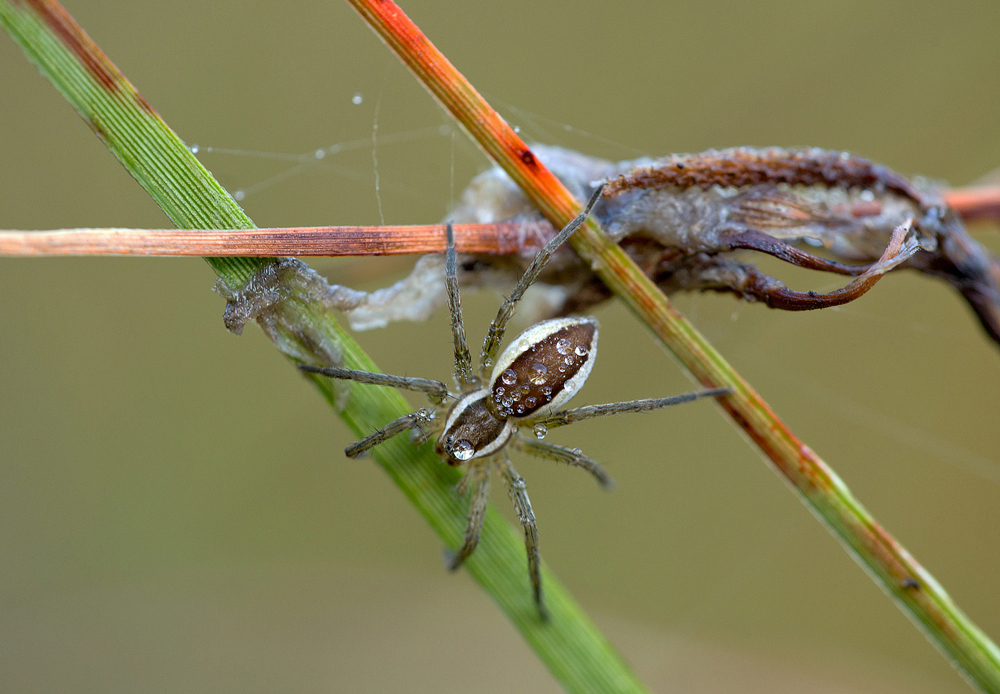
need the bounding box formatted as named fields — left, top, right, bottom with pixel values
left=0, top=1, right=650, bottom=692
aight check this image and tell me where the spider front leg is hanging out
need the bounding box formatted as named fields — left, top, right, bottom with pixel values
left=447, top=461, right=491, bottom=571
left=479, top=184, right=605, bottom=375
left=497, top=453, right=546, bottom=620
left=297, top=364, right=449, bottom=457
left=298, top=365, right=449, bottom=402
left=344, top=408, right=436, bottom=458
left=445, top=223, right=477, bottom=389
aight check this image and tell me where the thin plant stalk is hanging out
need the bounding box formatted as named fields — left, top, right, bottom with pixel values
left=1, top=181, right=997, bottom=258
left=0, top=221, right=555, bottom=256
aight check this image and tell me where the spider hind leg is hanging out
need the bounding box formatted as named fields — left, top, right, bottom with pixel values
left=446, top=462, right=491, bottom=571
left=498, top=453, right=547, bottom=620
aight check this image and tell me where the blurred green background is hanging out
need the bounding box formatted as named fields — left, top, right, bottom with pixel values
left=2, top=1, right=999, bottom=692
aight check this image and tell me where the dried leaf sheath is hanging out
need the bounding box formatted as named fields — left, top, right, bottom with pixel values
left=334, top=145, right=999, bottom=345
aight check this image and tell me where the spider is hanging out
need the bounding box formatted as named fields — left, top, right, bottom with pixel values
left=300, top=185, right=730, bottom=618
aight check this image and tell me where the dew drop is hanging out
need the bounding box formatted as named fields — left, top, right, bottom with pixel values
left=352, top=92, right=364, bottom=105
left=529, top=362, right=547, bottom=384
left=233, top=189, right=246, bottom=201
left=515, top=405, right=525, bottom=414
left=513, top=125, right=521, bottom=133
left=314, top=149, right=326, bottom=159
left=502, top=397, right=514, bottom=408
left=533, top=424, right=548, bottom=439
left=188, top=143, right=199, bottom=154
left=501, top=369, right=517, bottom=386
left=542, top=387, right=552, bottom=396
left=452, top=440, right=475, bottom=461
left=556, top=338, right=572, bottom=355
left=495, top=387, right=505, bottom=396
left=564, top=356, right=574, bottom=366
left=558, top=365, right=566, bottom=373
left=574, top=345, right=588, bottom=356
left=525, top=396, right=536, bottom=408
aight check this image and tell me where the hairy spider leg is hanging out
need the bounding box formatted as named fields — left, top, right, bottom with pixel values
left=478, top=184, right=606, bottom=376
left=510, top=389, right=733, bottom=488
left=497, top=453, right=546, bottom=620
left=513, top=437, right=613, bottom=488
left=298, top=365, right=448, bottom=402
left=344, top=408, right=436, bottom=458
left=446, top=462, right=491, bottom=571
left=529, top=387, right=733, bottom=430
left=297, top=364, right=448, bottom=456
left=445, top=223, right=476, bottom=389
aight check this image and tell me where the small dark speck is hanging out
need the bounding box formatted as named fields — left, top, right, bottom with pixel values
left=902, top=577, right=920, bottom=589
left=676, top=162, right=685, bottom=169
left=520, top=149, right=537, bottom=167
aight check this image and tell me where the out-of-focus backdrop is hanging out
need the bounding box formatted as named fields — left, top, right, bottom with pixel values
left=2, top=1, right=999, bottom=692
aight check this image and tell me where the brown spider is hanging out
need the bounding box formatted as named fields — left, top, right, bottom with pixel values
left=300, top=186, right=730, bottom=618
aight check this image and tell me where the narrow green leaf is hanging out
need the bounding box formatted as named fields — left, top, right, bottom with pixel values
left=0, top=1, right=651, bottom=692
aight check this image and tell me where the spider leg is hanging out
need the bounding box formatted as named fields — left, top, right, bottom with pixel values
left=345, top=408, right=435, bottom=458
left=497, top=453, right=546, bottom=620
left=479, top=184, right=605, bottom=375
left=446, top=462, right=491, bottom=571
left=299, top=364, right=449, bottom=403
left=513, top=437, right=613, bottom=489
left=410, top=414, right=442, bottom=446
left=529, top=387, right=731, bottom=430
left=445, top=224, right=476, bottom=389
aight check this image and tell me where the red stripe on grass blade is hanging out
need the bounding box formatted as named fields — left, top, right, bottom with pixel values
left=21, top=0, right=120, bottom=92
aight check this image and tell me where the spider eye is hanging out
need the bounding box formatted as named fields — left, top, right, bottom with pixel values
left=489, top=317, right=598, bottom=418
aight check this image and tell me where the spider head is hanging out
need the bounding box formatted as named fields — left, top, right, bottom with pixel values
left=436, top=389, right=516, bottom=464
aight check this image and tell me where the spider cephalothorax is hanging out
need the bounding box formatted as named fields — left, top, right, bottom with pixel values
left=301, top=185, right=729, bottom=618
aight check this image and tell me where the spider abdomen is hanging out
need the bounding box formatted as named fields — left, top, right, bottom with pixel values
left=489, top=317, right=599, bottom=419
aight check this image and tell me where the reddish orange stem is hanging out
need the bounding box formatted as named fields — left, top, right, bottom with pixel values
left=0, top=221, right=554, bottom=257
left=945, top=185, right=1000, bottom=222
